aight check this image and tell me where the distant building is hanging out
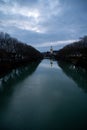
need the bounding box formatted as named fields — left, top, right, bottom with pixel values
left=50, top=46, right=53, bottom=54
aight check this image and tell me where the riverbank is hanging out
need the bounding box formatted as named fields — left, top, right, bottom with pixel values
left=0, top=32, right=43, bottom=77
left=55, top=36, right=87, bottom=70
left=56, top=56, right=87, bottom=69
left=0, top=59, right=43, bottom=78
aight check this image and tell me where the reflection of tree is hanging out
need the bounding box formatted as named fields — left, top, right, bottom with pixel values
left=0, top=61, right=40, bottom=93
left=58, top=61, right=87, bottom=92
left=0, top=61, right=40, bottom=118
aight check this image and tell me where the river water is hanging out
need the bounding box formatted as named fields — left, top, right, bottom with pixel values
left=0, top=59, right=87, bottom=130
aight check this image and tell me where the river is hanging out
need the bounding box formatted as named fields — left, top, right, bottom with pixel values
left=0, top=59, right=87, bottom=130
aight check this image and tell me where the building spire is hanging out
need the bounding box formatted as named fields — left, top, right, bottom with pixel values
left=50, top=46, right=53, bottom=54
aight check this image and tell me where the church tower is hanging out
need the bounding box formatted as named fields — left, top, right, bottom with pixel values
left=50, top=46, right=53, bottom=54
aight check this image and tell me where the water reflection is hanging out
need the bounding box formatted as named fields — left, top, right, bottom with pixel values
left=58, top=61, right=87, bottom=92
left=50, top=59, right=53, bottom=67
left=0, top=61, right=40, bottom=94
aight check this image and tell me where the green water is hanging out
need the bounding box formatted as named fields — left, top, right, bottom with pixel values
left=0, top=59, right=87, bottom=130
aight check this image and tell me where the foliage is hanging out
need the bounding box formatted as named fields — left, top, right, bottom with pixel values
left=57, top=36, right=87, bottom=58
left=56, top=36, right=87, bottom=69
left=0, top=32, right=43, bottom=62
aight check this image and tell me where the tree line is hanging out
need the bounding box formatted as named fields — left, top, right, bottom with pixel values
left=56, top=36, right=87, bottom=69
left=0, top=32, right=42, bottom=62
left=56, top=36, right=87, bottom=59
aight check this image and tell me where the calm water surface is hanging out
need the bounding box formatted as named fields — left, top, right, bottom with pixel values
left=0, top=59, right=87, bottom=130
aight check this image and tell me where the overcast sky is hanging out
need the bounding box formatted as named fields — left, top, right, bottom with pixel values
left=0, top=0, right=87, bottom=51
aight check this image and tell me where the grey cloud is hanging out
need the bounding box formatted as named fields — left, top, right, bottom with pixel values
left=0, top=0, right=5, bottom=4
left=13, top=0, right=39, bottom=7
left=2, top=0, right=38, bottom=6
left=0, top=0, right=87, bottom=52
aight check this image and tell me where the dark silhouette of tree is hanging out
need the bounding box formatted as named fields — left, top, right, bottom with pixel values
left=56, top=36, right=87, bottom=69
left=0, top=32, right=43, bottom=63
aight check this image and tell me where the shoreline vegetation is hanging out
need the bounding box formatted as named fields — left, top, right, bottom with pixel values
left=43, top=35, right=87, bottom=70
left=0, top=31, right=87, bottom=77
left=0, top=32, right=43, bottom=77
left=56, top=36, right=87, bottom=69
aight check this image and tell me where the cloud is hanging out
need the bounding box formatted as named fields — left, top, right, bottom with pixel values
left=35, top=39, right=78, bottom=48
left=0, top=19, right=46, bottom=33
left=0, top=0, right=87, bottom=51
left=0, top=0, right=62, bottom=33
left=0, top=3, right=40, bottom=19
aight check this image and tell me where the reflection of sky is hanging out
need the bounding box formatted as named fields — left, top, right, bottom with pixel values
left=40, top=59, right=60, bottom=69
left=0, top=0, right=87, bottom=51
left=0, top=59, right=87, bottom=129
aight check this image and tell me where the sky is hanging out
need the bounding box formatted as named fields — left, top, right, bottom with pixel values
left=0, top=0, right=87, bottom=52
